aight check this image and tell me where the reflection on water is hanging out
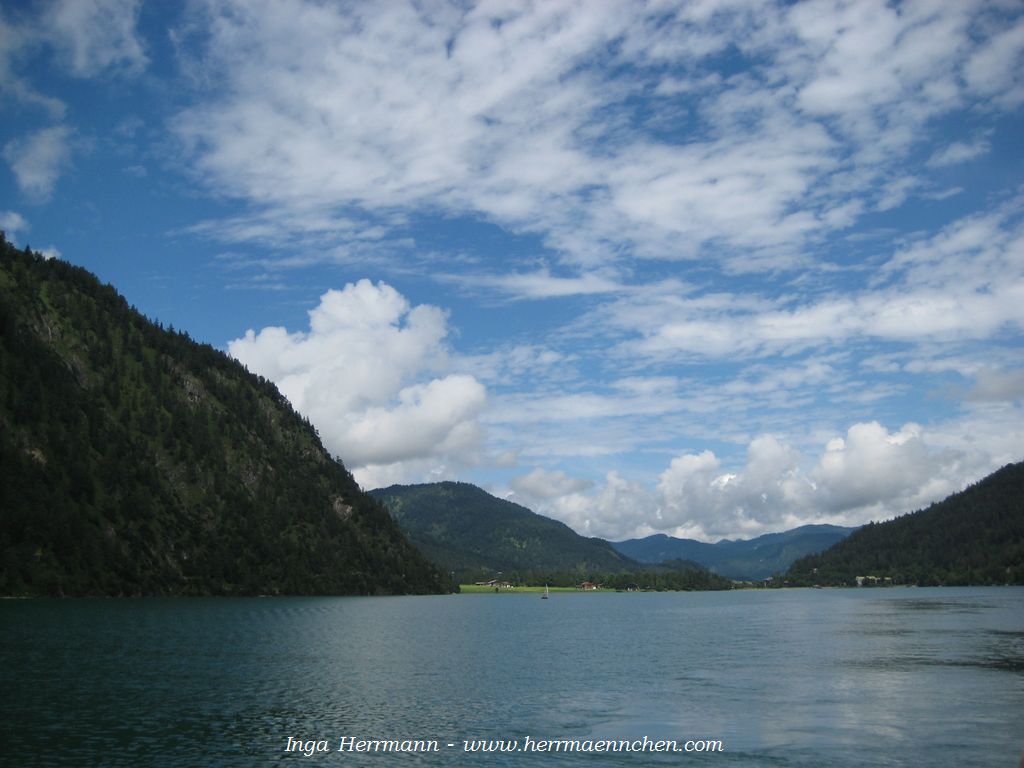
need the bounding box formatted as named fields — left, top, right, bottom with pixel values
left=877, top=597, right=993, bottom=612
left=2, top=588, right=1022, bottom=767
left=840, top=593, right=1024, bottom=680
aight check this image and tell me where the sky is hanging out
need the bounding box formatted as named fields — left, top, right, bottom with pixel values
left=2, top=0, right=1023, bottom=542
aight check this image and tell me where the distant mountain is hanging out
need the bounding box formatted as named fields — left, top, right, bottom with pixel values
left=786, top=462, right=1024, bottom=586
left=613, top=524, right=856, bottom=580
left=612, top=534, right=719, bottom=568
left=0, top=236, right=445, bottom=596
left=370, top=481, right=636, bottom=578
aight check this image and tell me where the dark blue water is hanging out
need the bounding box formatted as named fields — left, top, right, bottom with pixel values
left=3, top=588, right=1022, bottom=766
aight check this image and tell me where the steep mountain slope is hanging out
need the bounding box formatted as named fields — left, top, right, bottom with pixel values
left=786, top=462, right=1024, bottom=586
left=614, top=524, right=855, bottom=579
left=0, top=237, right=445, bottom=596
left=370, top=481, right=636, bottom=577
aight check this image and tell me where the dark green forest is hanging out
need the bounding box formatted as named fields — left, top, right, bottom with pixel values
left=785, top=462, right=1024, bottom=586
left=0, top=236, right=446, bottom=596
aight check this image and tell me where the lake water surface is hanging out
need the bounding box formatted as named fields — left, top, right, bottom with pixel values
left=3, top=587, right=1022, bottom=766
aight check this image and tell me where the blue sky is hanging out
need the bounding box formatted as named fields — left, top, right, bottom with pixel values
left=2, top=0, right=1023, bottom=541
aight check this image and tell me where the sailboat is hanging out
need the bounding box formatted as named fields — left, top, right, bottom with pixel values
left=541, top=584, right=549, bottom=599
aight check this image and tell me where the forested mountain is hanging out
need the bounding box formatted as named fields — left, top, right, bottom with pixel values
left=370, top=481, right=731, bottom=589
left=614, top=524, right=855, bottom=580
left=786, top=462, right=1024, bottom=586
left=370, top=481, right=633, bottom=578
left=0, top=237, right=445, bottom=596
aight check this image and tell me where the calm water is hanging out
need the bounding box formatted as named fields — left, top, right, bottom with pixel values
left=2, top=588, right=1022, bottom=767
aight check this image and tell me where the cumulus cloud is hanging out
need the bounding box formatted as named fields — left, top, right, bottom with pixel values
left=342, top=375, right=485, bottom=466
left=513, top=421, right=999, bottom=542
left=3, top=126, right=73, bottom=202
left=810, top=422, right=934, bottom=514
left=653, top=436, right=810, bottom=539
left=524, top=470, right=655, bottom=539
left=228, top=279, right=486, bottom=486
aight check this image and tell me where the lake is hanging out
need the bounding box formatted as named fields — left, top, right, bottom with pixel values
left=3, top=587, right=1022, bottom=766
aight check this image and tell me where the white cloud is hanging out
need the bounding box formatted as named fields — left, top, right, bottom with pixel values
left=171, top=0, right=623, bottom=241
left=454, top=268, right=623, bottom=300
left=0, top=0, right=146, bottom=119
left=516, top=420, right=1004, bottom=541
left=789, top=0, right=969, bottom=131
left=927, top=138, right=991, bottom=168
left=875, top=176, right=919, bottom=212
left=810, top=421, right=935, bottom=513
left=227, top=279, right=486, bottom=486
left=967, top=368, right=1024, bottom=403
left=488, top=387, right=688, bottom=427
left=343, top=375, right=485, bottom=466
left=45, top=0, right=147, bottom=77
left=535, top=470, right=656, bottom=539
left=596, top=199, right=1024, bottom=360
left=510, top=468, right=593, bottom=500
left=0, top=210, right=58, bottom=259
left=652, top=436, right=811, bottom=539
left=964, top=17, right=1024, bottom=108
left=3, top=126, right=73, bottom=202
left=0, top=10, right=65, bottom=117
left=459, top=344, right=571, bottom=388
left=173, top=1, right=1020, bottom=271
left=0, top=210, right=28, bottom=236
left=425, top=201, right=1023, bottom=542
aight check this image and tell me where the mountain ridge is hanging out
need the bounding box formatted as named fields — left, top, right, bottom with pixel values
left=370, top=480, right=636, bottom=577
left=613, top=524, right=856, bottom=580
left=0, top=236, right=445, bottom=596
left=785, top=462, right=1024, bottom=586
